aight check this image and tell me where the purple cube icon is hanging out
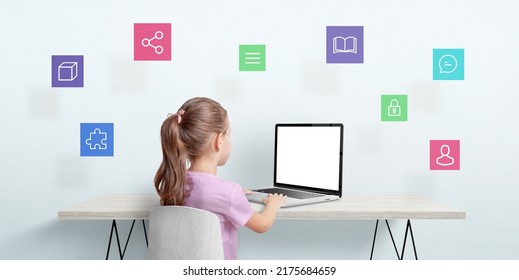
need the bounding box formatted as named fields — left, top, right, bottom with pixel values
left=58, top=62, right=78, bottom=81
left=52, top=55, right=84, bottom=88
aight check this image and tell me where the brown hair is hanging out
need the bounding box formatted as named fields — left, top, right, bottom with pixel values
left=154, top=97, right=228, bottom=206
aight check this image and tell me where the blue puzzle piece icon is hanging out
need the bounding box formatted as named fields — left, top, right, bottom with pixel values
left=85, top=128, right=108, bottom=150
left=80, top=123, right=113, bottom=157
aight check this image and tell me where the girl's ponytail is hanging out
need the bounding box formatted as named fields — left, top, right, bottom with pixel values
left=154, top=110, right=188, bottom=205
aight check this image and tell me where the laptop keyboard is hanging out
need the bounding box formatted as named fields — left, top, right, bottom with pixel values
left=255, top=188, right=325, bottom=199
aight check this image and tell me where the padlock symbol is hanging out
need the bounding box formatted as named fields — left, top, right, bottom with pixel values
left=388, top=99, right=401, bottom=117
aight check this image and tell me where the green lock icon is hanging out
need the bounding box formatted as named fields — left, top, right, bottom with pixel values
left=388, top=99, right=401, bottom=117
left=381, top=95, right=407, bottom=122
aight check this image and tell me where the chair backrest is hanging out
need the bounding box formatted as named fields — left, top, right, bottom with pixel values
left=148, top=206, right=224, bottom=260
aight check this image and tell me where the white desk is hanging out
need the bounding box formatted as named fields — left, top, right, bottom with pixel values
left=58, top=194, right=465, bottom=259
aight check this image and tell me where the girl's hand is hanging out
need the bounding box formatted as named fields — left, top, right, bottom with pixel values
left=243, top=188, right=253, bottom=195
left=263, top=193, right=286, bottom=208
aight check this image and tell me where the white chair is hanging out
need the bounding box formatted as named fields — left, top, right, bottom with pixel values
left=148, top=206, right=224, bottom=260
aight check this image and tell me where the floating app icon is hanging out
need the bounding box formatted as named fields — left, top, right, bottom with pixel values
left=430, top=140, right=460, bottom=170
left=134, top=23, right=171, bottom=61
left=333, top=36, right=357, bottom=54
left=381, top=95, right=407, bottom=122
left=142, top=31, right=165, bottom=54
left=326, top=26, right=364, bottom=64
left=80, top=123, right=114, bottom=157
left=52, top=55, right=84, bottom=87
left=58, top=62, right=78, bottom=81
left=239, top=45, right=266, bottom=71
left=433, top=49, right=464, bottom=80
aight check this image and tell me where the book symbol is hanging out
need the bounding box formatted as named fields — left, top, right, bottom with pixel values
left=333, top=36, right=357, bottom=54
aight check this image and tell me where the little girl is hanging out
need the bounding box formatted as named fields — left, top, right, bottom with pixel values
left=154, top=97, right=286, bottom=259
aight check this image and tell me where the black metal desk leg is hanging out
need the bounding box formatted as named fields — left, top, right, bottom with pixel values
left=400, top=219, right=418, bottom=260
left=385, top=220, right=401, bottom=259
left=121, top=220, right=136, bottom=259
left=105, top=220, right=123, bottom=260
left=369, top=219, right=379, bottom=260
left=370, top=219, right=418, bottom=260
left=105, top=219, right=148, bottom=260
left=142, top=220, right=148, bottom=247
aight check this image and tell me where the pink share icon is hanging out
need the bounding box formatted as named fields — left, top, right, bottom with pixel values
left=141, top=31, right=164, bottom=55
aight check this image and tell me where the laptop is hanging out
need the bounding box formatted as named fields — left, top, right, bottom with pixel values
left=247, top=123, right=343, bottom=207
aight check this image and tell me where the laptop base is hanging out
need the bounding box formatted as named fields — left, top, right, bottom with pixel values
left=247, top=189, right=339, bottom=208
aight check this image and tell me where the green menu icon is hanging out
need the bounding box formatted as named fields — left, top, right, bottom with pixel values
left=239, top=45, right=266, bottom=71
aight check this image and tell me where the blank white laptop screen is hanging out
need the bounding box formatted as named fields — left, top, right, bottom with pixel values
left=275, top=125, right=342, bottom=191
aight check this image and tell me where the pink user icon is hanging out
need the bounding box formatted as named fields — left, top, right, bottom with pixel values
left=436, top=145, right=454, bottom=166
left=430, top=140, right=460, bottom=170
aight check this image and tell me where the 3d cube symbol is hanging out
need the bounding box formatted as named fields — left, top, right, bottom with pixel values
left=51, top=55, right=84, bottom=87
left=58, top=62, right=78, bottom=81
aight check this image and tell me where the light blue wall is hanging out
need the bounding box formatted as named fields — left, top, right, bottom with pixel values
left=1, top=0, right=518, bottom=259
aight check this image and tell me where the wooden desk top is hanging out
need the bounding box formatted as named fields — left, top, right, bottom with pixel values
left=58, top=194, right=465, bottom=220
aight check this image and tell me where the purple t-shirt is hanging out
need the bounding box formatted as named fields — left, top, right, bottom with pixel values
left=183, top=171, right=255, bottom=260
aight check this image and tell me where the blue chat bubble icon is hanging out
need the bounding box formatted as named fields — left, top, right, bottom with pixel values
left=439, top=54, right=458, bottom=74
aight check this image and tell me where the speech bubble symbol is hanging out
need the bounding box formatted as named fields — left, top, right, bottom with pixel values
left=439, top=54, right=458, bottom=74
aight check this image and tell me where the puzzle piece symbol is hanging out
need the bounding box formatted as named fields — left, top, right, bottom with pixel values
left=85, top=128, right=108, bottom=150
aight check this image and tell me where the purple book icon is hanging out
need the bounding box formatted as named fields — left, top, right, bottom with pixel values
left=326, top=26, right=364, bottom=64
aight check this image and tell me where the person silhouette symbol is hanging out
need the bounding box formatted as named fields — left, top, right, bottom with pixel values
left=436, top=144, right=455, bottom=166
